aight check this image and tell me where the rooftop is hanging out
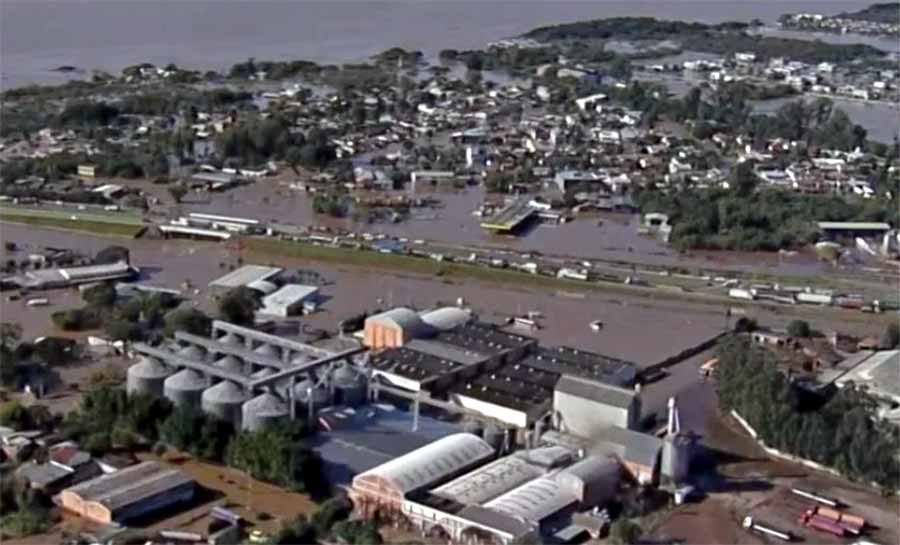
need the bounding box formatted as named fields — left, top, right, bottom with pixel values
left=208, top=265, right=283, bottom=289
left=555, top=375, right=638, bottom=410
left=370, top=346, right=466, bottom=384
left=64, top=461, right=194, bottom=513
left=836, top=350, right=900, bottom=403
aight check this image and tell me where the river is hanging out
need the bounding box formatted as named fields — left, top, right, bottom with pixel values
left=1, top=0, right=880, bottom=89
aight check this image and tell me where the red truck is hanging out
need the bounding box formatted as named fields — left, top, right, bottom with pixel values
left=798, top=507, right=866, bottom=537
left=799, top=510, right=846, bottom=537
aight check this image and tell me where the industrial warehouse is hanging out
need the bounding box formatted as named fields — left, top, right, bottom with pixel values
left=123, top=303, right=695, bottom=543
left=60, top=461, right=196, bottom=525
left=348, top=394, right=693, bottom=543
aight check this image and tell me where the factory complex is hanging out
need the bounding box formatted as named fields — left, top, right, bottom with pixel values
left=115, top=300, right=696, bottom=543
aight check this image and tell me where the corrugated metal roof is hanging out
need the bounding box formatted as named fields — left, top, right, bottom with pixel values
left=209, top=265, right=282, bottom=289
left=355, top=433, right=493, bottom=494
left=365, top=307, right=430, bottom=337
left=484, top=477, right=577, bottom=522
left=592, top=427, right=663, bottom=469
left=65, top=461, right=193, bottom=512
left=457, top=504, right=535, bottom=539
left=555, top=375, right=636, bottom=409
left=432, top=454, right=543, bottom=505
left=420, top=307, right=472, bottom=331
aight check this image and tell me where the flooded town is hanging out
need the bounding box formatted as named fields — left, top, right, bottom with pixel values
left=1, top=2, right=899, bottom=545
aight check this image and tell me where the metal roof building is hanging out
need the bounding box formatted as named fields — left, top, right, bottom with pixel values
left=259, top=284, right=320, bottom=317
left=431, top=454, right=544, bottom=505
left=351, top=433, right=494, bottom=509
left=208, top=265, right=283, bottom=292
left=60, top=461, right=195, bottom=525
left=9, top=260, right=135, bottom=290
left=483, top=477, right=578, bottom=523
left=420, top=307, right=473, bottom=331
left=554, top=375, right=642, bottom=435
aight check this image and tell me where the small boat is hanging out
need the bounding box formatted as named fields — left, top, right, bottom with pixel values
left=589, top=320, right=603, bottom=332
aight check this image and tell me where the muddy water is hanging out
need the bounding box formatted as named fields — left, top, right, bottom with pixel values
left=185, top=183, right=827, bottom=276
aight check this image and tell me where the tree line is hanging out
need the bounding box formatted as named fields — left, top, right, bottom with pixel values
left=716, top=336, right=900, bottom=492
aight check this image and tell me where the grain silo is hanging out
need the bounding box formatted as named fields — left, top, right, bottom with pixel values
left=661, top=434, right=693, bottom=484
left=163, top=369, right=208, bottom=409
left=242, top=392, right=288, bottom=431
left=660, top=397, right=693, bottom=484
left=218, top=332, right=243, bottom=346
left=213, top=355, right=245, bottom=375
left=126, top=356, right=172, bottom=397
left=331, top=364, right=366, bottom=407
left=202, top=380, right=248, bottom=427
left=291, top=378, right=331, bottom=410
left=254, top=343, right=281, bottom=360
left=178, top=344, right=207, bottom=361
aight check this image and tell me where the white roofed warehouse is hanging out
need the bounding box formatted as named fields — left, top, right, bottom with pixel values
left=350, top=433, right=494, bottom=515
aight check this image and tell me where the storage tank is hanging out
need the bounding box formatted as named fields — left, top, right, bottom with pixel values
left=164, top=369, right=208, bottom=409
left=331, top=364, right=366, bottom=406
left=202, top=380, right=248, bottom=427
left=555, top=455, right=620, bottom=508
left=242, top=392, right=288, bottom=431
left=213, top=355, right=245, bottom=375
left=126, top=356, right=172, bottom=397
left=178, top=344, right=207, bottom=361
left=254, top=343, right=281, bottom=359
left=289, top=378, right=331, bottom=410
left=661, top=434, right=693, bottom=484
left=218, top=332, right=243, bottom=346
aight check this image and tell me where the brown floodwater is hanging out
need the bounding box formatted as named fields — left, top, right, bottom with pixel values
left=183, top=183, right=831, bottom=277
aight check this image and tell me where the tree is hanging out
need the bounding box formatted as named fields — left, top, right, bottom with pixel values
left=609, top=518, right=643, bottom=545
left=168, top=185, right=187, bottom=203
left=0, top=401, right=33, bottom=430
left=94, top=245, right=130, bottom=265
left=82, top=282, right=117, bottom=307
left=879, top=322, right=900, bottom=349
left=732, top=161, right=758, bottom=197
left=218, top=287, right=260, bottom=325
left=163, top=308, right=212, bottom=338
left=786, top=319, right=812, bottom=338
left=276, top=514, right=317, bottom=544
left=103, top=318, right=143, bottom=343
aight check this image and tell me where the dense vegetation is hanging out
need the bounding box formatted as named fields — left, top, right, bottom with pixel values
left=0, top=474, right=54, bottom=539
left=635, top=185, right=896, bottom=251
left=523, top=16, right=884, bottom=63
left=717, top=336, right=900, bottom=492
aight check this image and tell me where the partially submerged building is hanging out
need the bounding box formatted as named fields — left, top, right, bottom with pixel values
left=60, top=461, right=195, bottom=525
left=6, top=260, right=136, bottom=290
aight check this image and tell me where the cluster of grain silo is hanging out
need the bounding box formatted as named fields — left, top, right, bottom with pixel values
left=129, top=320, right=364, bottom=432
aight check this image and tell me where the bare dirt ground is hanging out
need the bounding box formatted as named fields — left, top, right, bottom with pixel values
left=650, top=394, right=900, bottom=545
